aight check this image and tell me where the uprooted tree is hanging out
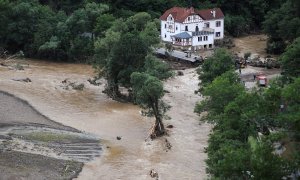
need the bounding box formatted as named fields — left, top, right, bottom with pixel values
left=131, top=72, right=170, bottom=139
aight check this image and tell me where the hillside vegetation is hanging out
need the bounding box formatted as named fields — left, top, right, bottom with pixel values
left=0, top=0, right=299, bottom=61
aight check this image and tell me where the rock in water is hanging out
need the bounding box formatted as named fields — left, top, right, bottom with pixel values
left=116, top=136, right=122, bottom=140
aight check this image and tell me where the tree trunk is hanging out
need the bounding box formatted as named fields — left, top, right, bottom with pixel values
left=154, top=117, right=165, bottom=136
left=150, top=99, right=166, bottom=139
left=104, top=78, right=120, bottom=99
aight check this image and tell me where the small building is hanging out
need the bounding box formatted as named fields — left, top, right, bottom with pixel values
left=160, top=7, right=224, bottom=50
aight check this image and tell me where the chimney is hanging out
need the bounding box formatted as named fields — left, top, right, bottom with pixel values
left=211, top=9, right=216, bottom=18
left=190, top=7, right=194, bottom=13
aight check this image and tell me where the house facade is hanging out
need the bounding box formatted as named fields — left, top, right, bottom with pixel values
left=160, top=7, right=224, bottom=50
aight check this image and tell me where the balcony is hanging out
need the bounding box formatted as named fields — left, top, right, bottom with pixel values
left=173, top=41, right=192, bottom=46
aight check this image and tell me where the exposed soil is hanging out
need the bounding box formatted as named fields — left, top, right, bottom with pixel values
left=0, top=91, right=102, bottom=179
left=231, top=34, right=269, bottom=57
left=0, top=151, right=83, bottom=180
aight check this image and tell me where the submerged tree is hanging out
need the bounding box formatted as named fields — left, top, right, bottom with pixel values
left=131, top=72, right=169, bottom=138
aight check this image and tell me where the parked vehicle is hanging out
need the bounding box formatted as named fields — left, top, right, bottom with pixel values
left=257, top=74, right=267, bottom=86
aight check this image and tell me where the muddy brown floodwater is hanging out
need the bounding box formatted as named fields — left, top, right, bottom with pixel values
left=0, top=59, right=210, bottom=179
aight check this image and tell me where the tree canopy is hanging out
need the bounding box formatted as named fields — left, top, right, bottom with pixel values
left=197, top=48, right=234, bottom=89
left=0, top=0, right=299, bottom=61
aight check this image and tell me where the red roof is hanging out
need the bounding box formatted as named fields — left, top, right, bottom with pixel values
left=160, top=7, right=224, bottom=22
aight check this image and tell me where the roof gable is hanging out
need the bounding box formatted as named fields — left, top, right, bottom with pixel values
left=160, top=7, right=224, bottom=23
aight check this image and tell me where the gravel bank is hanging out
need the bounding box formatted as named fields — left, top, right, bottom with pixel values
left=0, top=91, right=101, bottom=179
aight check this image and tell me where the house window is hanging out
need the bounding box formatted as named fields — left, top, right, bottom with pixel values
left=165, top=34, right=166, bottom=38
left=204, top=36, right=208, bottom=41
left=216, top=32, right=221, bottom=37
left=216, top=21, right=221, bottom=27
left=185, top=26, right=188, bottom=31
left=165, top=24, right=167, bottom=29
left=170, top=17, right=173, bottom=20
left=188, top=17, right=190, bottom=21
left=176, top=26, right=178, bottom=30
left=205, top=22, right=210, bottom=28
left=195, top=26, right=199, bottom=32
left=198, top=36, right=202, bottom=42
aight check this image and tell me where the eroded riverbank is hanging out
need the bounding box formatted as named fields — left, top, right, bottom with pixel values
left=0, top=91, right=102, bottom=179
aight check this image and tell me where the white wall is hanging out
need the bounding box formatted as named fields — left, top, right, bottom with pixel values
left=180, top=22, right=204, bottom=33
left=192, top=34, right=214, bottom=46
left=204, top=19, right=224, bottom=39
left=161, top=16, right=224, bottom=45
left=161, top=21, right=182, bottom=42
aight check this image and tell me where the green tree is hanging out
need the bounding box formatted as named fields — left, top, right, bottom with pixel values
left=0, top=0, right=11, bottom=47
left=131, top=72, right=168, bottom=138
left=280, top=37, right=300, bottom=79
left=93, top=12, right=160, bottom=98
left=225, top=15, right=250, bottom=37
left=197, top=48, right=234, bottom=89
left=195, top=70, right=243, bottom=116
left=84, top=3, right=109, bottom=40
left=94, top=14, right=116, bottom=37
left=143, top=54, right=173, bottom=80
left=248, top=137, right=289, bottom=179
left=109, top=32, right=148, bottom=89
left=140, top=21, right=160, bottom=47
left=280, top=77, right=300, bottom=138
left=263, top=0, right=300, bottom=54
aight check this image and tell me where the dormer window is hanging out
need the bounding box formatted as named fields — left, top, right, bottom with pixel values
left=170, top=17, right=173, bottom=20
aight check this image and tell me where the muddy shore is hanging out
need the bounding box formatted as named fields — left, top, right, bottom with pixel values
left=0, top=91, right=102, bottom=179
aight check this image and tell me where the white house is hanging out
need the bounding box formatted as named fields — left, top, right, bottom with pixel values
left=160, top=7, right=224, bottom=50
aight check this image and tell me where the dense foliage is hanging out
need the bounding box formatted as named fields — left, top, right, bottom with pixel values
left=195, top=45, right=300, bottom=178
left=197, top=48, right=234, bottom=90
left=0, top=0, right=299, bottom=61
left=263, top=0, right=300, bottom=54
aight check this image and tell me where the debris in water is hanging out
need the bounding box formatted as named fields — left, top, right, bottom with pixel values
left=116, top=136, right=122, bottom=140
left=149, top=169, right=159, bottom=179
left=177, top=71, right=184, bottom=76
left=60, top=79, right=84, bottom=90
left=166, top=125, right=174, bottom=129
left=165, top=138, right=172, bottom=152
left=12, top=77, right=32, bottom=83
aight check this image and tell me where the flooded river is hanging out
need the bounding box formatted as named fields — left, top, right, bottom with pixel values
left=0, top=59, right=210, bottom=179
